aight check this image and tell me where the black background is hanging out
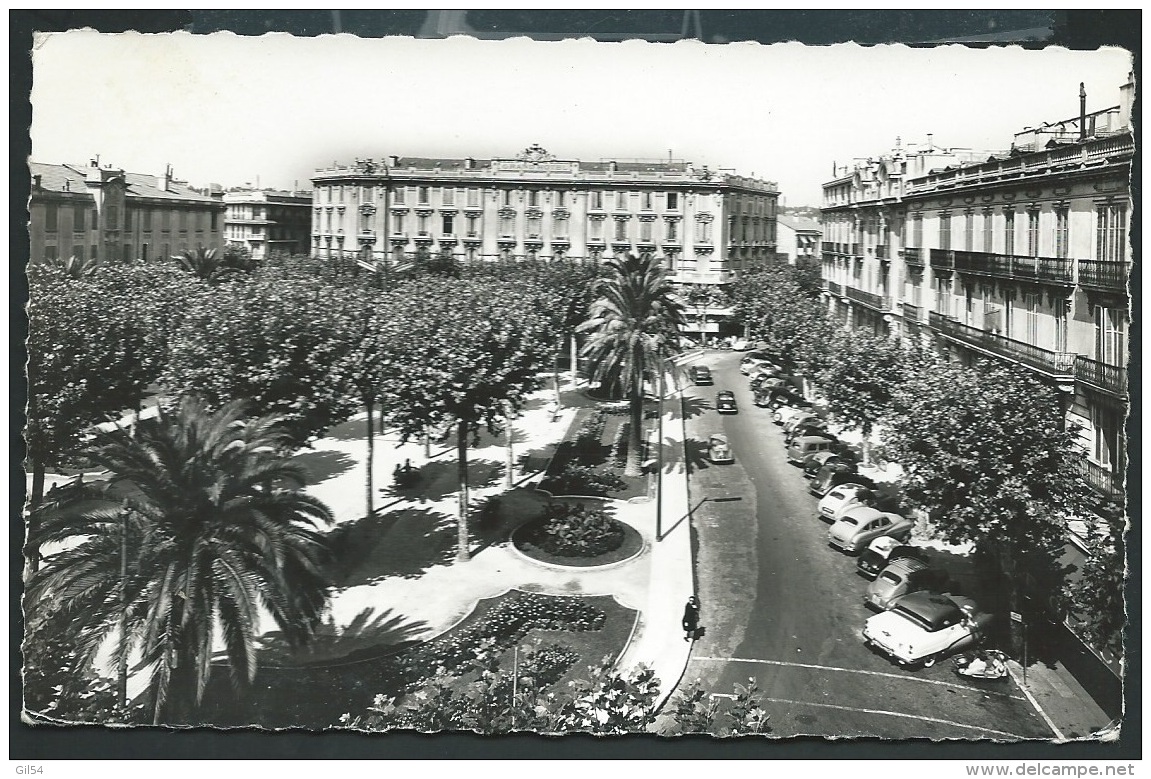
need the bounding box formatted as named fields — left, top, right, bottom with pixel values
left=10, top=8, right=1140, bottom=761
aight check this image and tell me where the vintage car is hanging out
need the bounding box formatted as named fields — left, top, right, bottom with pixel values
left=827, top=507, right=913, bottom=553
left=863, top=591, right=994, bottom=668
left=716, top=390, right=738, bottom=414
left=707, top=433, right=734, bottom=464
left=689, top=365, right=714, bottom=385
left=817, top=483, right=877, bottom=523
left=864, top=557, right=947, bottom=611
left=856, top=536, right=930, bottom=579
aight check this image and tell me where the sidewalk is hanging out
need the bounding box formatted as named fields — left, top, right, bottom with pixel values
left=1005, top=656, right=1118, bottom=741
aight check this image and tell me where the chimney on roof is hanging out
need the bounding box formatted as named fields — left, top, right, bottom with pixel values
left=33, top=174, right=42, bottom=189
left=926, top=134, right=933, bottom=151
left=63, top=179, right=70, bottom=192
left=608, top=161, right=618, bottom=172
left=1079, top=82, right=1087, bottom=141
left=465, top=157, right=475, bottom=170
left=389, top=155, right=399, bottom=167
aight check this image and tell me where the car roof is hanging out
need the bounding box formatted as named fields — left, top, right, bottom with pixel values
left=840, top=506, right=886, bottom=521
left=793, top=434, right=833, bottom=445
left=717, top=390, right=735, bottom=397
left=710, top=433, right=728, bottom=443
left=891, top=591, right=963, bottom=627
left=866, top=535, right=900, bottom=554
left=881, top=557, right=929, bottom=575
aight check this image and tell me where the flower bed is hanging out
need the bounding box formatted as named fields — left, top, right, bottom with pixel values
left=517, top=502, right=625, bottom=558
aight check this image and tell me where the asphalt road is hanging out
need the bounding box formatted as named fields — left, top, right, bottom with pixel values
left=677, top=349, right=1054, bottom=740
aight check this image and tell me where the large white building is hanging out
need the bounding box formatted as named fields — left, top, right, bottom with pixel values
left=223, top=188, right=313, bottom=260
left=310, top=146, right=779, bottom=334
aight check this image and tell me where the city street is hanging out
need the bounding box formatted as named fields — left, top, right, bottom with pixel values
left=679, top=349, right=1055, bottom=739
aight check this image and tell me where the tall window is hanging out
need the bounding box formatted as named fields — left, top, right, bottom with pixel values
left=337, top=185, right=344, bottom=202
left=1095, top=305, right=1125, bottom=365
left=982, top=209, right=993, bottom=253
left=666, top=220, right=678, bottom=241
left=1023, top=293, right=1040, bottom=344
left=555, top=191, right=565, bottom=207
left=938, top=212, right=951, bottom=250
left=527, top=216, right=542, bottom=237
left=615, top=191, right=627, bottom=210
left=1004, top=209, right=1015, bottom=255
left=528, top=190, right=539, bottom=207
left=1096, top=202, right=1127, bottom=262
left=73, top=205, right=86, bottom=232
left=553, top=214, right=568, bottom=237
left=964, top=211, right=974, bottom=251
left=441, top=187, right=454, bottom=206
left=640, top=220, right=652, bottom=242
left=614, top=219, right=627, bottom=241
left=667, top=192, right=679, bottom=210
left=394, top=187, right=406, bottom=205
left=142, top=208, right=152, bottom=231
left=912, top=213, right=923, bottom=246
left=501, top=190, right=512, bottom=207
left=642, top=191, right=653, bottom=210
left=418, top=186, right=430, bottom=204
left=934, top=277, right=951, bottom=316
left=417, top=214, right=429, bottom=233
left=466, top=188, right=479, bottom=207
left=466, top=216, right=478, bottom=235
left=45, top=203, right=58, bottom=232
left=500, top=214, right=514, bottom=235
left=1054, top=303, right=1068, bottom=352
left=590, top=191, right=603, bottom=210
left=1027, top=210, right=1040, bottom=256
left=589, top=218, right=603, bottom=240
left=1054, top=207, right=1069, bottom=259
left=442, top=214, right=454, bottom=235
left=363, top=186, right=374, bottom=201
left=696, top=217, right=712, bottom=243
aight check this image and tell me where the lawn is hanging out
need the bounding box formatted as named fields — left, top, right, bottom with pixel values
left=541, top=400, right=655, bottom=502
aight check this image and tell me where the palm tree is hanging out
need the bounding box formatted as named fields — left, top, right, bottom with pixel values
left=27, top=397, right=335, bottom=724
left=577, top=253, right=686, bottom=477
left=172, top=247, right=238, bottom=285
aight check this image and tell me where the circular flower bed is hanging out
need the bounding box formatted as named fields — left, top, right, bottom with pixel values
left=512, top=502, right=643, bottom=568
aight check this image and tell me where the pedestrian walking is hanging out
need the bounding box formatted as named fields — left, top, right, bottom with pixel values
left=682, top=595, right=700, bottom=641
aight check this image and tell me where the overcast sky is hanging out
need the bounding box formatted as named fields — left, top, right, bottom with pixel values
left=30, top=31, right=1130, bottom=205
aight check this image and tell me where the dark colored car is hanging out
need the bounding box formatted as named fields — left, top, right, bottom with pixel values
left=785, top=421, right=832, bottom=445
left=761, top=386, right=811, bottom=410
left=749, top=372, right=784, bottom=391
left=810, top=461, right=876, bottom=497
left=802, top=450, right=856, bottom=478
left=716, top=390, right=738, bottom=414
left=857, top=538, right=931, bottom=579
left=690, top=365, right=713, bottom=385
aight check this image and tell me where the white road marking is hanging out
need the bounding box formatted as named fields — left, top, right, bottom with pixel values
left=1005, top=663, right=1067, bottom=741
left=691, top=655, right=1026, bottom=700
left=757, top=696, right=1025, bottom=739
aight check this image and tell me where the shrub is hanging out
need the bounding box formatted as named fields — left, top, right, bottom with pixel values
left=523, top=503, right=625, bottom=558
left=573, top=410, right=606, bottom=462
left=610, top=420, right=630, bottom=467
left=540, top=463, right=627, bottom=496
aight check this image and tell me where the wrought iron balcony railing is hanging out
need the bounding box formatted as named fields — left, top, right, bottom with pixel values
left=950, top=250, right=1075, bottom=286
left=876, top=244, right=889, bottom=260
left=902, top=302, right=922, bottom=323
left=827, top=280, right=843, bottom=296
left=1074, top=355, right=1128, bottom=398
left=903, top=247, right=924, bottom=268
left=1077, top=260, right=1130, bottom=292
left=845, top=286, right=893, bottom=312
left=929, top=312, right=1076, bottom=377
left=930, top=248, right=954, bottom=270
left=1076, top=457, right=1125, bottom=502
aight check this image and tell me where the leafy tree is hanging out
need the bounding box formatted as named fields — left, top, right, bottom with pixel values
left=683, top=284, right=732, bottom=347
left=385, top=276, right=553, bottom=561
left=818, top=330, right=906, bottom=464
left=884, top=357, right=1095, bottom=644
left=171, top=246, right=242, bottom=285
left=729, top=264, right=834, bottom=374
left=578, top=253, right=686, bottom=477
left=162, top=277, right=362, bottom=446
left=26, top=398, right=335, bottom=724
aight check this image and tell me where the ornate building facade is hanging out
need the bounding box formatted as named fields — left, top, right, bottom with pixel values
left=28, top=160, right=225, bottom=264
left=820, top=78, right=1133, bottom=681
left=310, top=146, right=778, bottom=333
left=223, top=188, right=313, bottom=260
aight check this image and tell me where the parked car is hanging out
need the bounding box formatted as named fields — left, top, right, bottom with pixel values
left=827, top=507, right=913, bottom=553
left=749, top=372, right=784, bottom=391
left=739, top=353, right=777, bottom=374
left=787, top=434, right=836, bottom=465
left=785, top=421, right=833, bottom=445
left=857, top=536, right=930, bottom=579
left=810, top=461, right=876, bottom=497
left=864, top=558, right=947, bottom=611
left=707, top=433, right=734, bottom=464
left=762, top=386, right=811, bottom=410
left=782, top=410, right=824, bottom=435
left=716, top=390, right=738, bottom=414
left=863, top=592, right=994, bottom=667
left=773, top=405, right=816, bottom=425
left=802, top=449, right=857, bottom=478
left=817, top=483, right=878, bottom=523
left=689, top=365, right=713, bottom=385
left=730, top=338, right=753, bottom=351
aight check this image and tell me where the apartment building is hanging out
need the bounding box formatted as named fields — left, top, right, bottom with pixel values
left=223, top=188, right=313, bottom=260
left=311, top=146, right=779, bottom=336
left=776, top=214, right=822, bottom=265
left=820, top=78, right=1133, bottom=681
left=28, top=160, right=225, bottom=264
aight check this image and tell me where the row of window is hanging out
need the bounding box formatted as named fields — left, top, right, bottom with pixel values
left=42, top=202, right=220, bottom=232
left=41, top=242, right=179, bottom=263
left=316, top=185, right=695, bottom=211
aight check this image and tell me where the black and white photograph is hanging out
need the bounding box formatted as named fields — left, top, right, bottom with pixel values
left=17, top=10, right=1135, bottom=760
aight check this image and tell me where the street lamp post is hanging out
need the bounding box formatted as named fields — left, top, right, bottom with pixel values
left=655, top=350, right=667, bottom=541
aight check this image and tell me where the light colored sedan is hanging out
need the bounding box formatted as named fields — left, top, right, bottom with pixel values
left=816, top=483, right=877, bottom=523
left=772, top=406, right=809, bottom=426
left=828, top=507, right=913, bottom=554
left=707, top=434, right=734, bottom=464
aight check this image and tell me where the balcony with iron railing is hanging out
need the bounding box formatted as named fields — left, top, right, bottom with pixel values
left=1076, top=457, right=1125, bottom=503
left=953, top=250, right=1075, bottom=286
left=1077, top=260, right=1130, bottom=293
left=1074, top=356, right=1128, bottom=398
left=876, top=244, right=889, bottom=260
left=848, top=243, right=861, bottom=257
left=930, top=248, right=954, bottom=271
left=827, top=280, right=843, bottom=296
left=903, top=247, right=925, bottom=268
left=845, top=286, right=893, bottom=312
left=928, top=312, right=1076, bottom=378
left=902, top=302, right=922, bottom=323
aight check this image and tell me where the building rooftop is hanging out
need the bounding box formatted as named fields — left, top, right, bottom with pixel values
left=30, top=161, right=220, bottom=203
left=777, top=214, right=822, bottom=233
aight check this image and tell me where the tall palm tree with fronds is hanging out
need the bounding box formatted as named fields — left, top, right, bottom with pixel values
left=26, top=397, right=335, bottom=724
left=577, top=253, right=686, bottom=477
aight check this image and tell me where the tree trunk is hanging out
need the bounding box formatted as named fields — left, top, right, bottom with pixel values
left=506, top=420, right=515, bottom=489
left=456, top=420, right=471, bottom=562
left=118, top=514, right=129, bottom=711
left=570, top=334, right=578, bottom=390
left=24, top=461, right=46, bottom=578
left=860, top=423, right=872, bottom=467
left=364, top=397, right=375, bottom=517
left=624, top=391, right=644, bottom=478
